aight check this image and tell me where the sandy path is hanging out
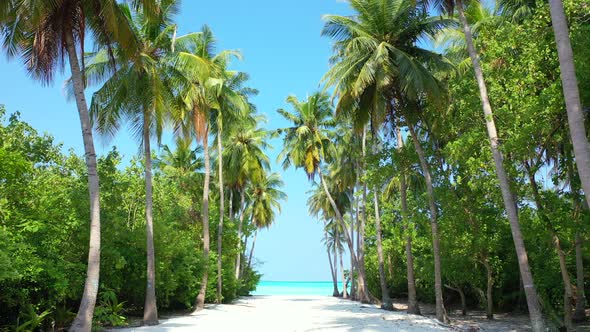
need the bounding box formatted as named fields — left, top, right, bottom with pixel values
left=113, top=295, right=451, bottom=332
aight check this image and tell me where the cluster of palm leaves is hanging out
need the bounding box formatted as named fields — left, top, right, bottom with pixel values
left=276, top=0, right=588, bottom=330
left=1, top=0, right=285, bottom=330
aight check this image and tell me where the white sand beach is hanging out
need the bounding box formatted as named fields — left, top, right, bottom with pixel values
left=113, top=295, right=451, bottom=332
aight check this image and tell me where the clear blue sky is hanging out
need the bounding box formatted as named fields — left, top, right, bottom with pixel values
left=0, top=0, right=353, bottom=281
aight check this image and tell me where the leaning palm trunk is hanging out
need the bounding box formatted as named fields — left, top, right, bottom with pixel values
left=340, top=250, right=348, bottom=299
left=548, top=0, right=590, bottom=209
left=142, top=115, right=158, bottom=325
left=195, top=125, right=211, bottom=311
left=235, top=190, right=246, bottom=279
left=216, top=121, right=225, bottom=304
left=66, top=30, right=102, bottom=332
left=407, top=122, right=447, bottom=323
left=396, top=129, right=420, bottom=315
left=456, top=2, right=545, bottom=330
left=525, top=162, right=573, bottom=330
left=317, top=166, right=368, bottom=302
left=247, top=229, right=258, bottom=270
left=373, top=186, right=393, bottom=310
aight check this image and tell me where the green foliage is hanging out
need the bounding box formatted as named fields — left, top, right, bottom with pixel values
left=0, top=107, right=261, bottom=329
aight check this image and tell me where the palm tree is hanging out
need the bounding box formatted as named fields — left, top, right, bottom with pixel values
left=323, top=218, right=347, bottom=298
left=209, top=70, right=254, bottom=303
left=172, top=25, right=239, bottom=310
left=308, top=178, right=351, bottom=298
left=223, top=116, right=270, bottom=280
left=245, top=172, right=287, bottom=270
left=322, top=0, right=452, bottom=320
left=0, top=1, right=154, bottom=329
left=87, top=2, right=179, bottom=324
left=547, top=0, right=590, bottom=213
left=276, top=92, right=370, bottom=302
left=441, top=0, right=546, bottom=328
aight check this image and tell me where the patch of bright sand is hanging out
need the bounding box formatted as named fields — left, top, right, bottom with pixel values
left=113, top=295, right=451, bottom=331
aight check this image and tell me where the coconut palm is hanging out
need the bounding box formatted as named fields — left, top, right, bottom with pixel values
left=87, top=2, right=180, bottom=324
left=209, top=70, right=255, bottom=303
left=0, top=1, right=155, bottom=329
left=244, top=172, right=287, bottom=270
left=276, top=92, right=370, bottom=301
left=224, top=117, right=270, bottom=280
left=498, top=0, right=590, bottom=210
left=434, top=0, right=546, bottom=328
left=172, top=25, right=240, bottom=310
left=323, top=218, right=347, bottom=298
left=308, top=176, right=351, bottom=298
left=322, top=0, right=452, bottom=320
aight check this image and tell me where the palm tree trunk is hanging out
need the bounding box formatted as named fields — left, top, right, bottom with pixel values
left=407, top=122, right=447, bottom=323
left=216, top=121, right=225, bottom=304
left=333, top=244, right=340, bottom=297
left=569, top=157, right=586, bottom=322
left=195, top=125, right=210, bottom=311
left=524, top=161, right=573, bottom=330
left=247, top=229, right=258, bottom=270
left=66, top=30, right=102, bottom=332
left=456, top=2, right=545, bottom=330
left=142, top=114, right=158, bottom=325
left=548, top=0, right=590, bottom=209
left=396, top=128, right=420, bottom=315
left=373, top=186, right=393, bottom=310
left=229, top=190, right=233, bottom=220
left=349, top=203, right=356, bottom=300
left=235, top=190, right=246, bottom=279
left=574, top=231, right=586, bottom=321
left=317, top=166, right=367, bottom=302
left=325, top=224, right=339, bottom=297
left=340, top=250, right=348, bottom=299
left=357, top=128, right=370, bottom=303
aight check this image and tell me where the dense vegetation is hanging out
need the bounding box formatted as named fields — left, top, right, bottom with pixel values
left=303, top=0, right=589, bottom=331
left=1, top=0, right=589, bottom=331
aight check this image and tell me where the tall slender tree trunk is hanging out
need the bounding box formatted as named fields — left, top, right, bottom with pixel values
left=456, top=2, right=545, bottom=330
left=548, top=0, right=590, bottom=208
left=373, top=186, right=393, bottom=310
left=142, top=115, right=158, bottom=325
left=66, top=30, right=102, bottom=332
left=574, top=231, right=586, bottom=321
left=317, top=167, right=367, bottom=302
left=229, top=190, right=233, bottom=221
left=396, top=128, right=420, bottom=315
left=340, top=250, right=348, bottom=299
left=247, top=229, right=258, bottom=270
left=525, top=162, right=573, bottom=330
left=349, top=202, right=357, bottom=300
left=325, top=223, right=339, bottom=297
left=216, top=121, right=225, bottom=304
left=333, top=244, right=340, bottom=297
left=195, top=125, right=210, bottom=311
left=357, top=128, right=370, bottom=303
left=235, top=190, right=246, bottom=279
left=407, top=122, right=447, bottom=323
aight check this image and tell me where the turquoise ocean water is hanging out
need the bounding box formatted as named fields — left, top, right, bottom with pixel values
left=251, top=281, right=348, bottom=296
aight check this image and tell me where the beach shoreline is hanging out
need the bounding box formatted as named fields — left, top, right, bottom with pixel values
left=111, top=295, right=451, bottom=331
